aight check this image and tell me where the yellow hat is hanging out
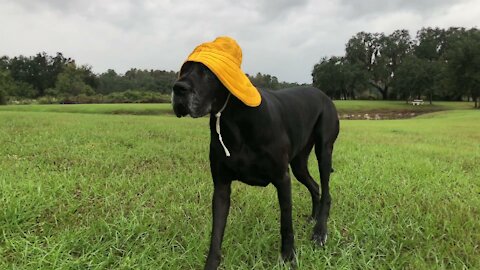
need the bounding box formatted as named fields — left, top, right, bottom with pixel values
left=186, top=36, right=261, bottom=107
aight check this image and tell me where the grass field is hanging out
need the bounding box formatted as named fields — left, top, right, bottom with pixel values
left=334, top=100, right=474, bottom=113
left=0, top=105, right=479, bottom=269
left=0, top=103, right=173, bottom=115
left=0, top=100, right=475, bottom=116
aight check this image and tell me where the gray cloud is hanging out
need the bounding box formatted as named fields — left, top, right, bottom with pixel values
left=338, top=0, right=465, bottom=17
left=1, top=0, right=479, bottom=83
left=12, top=0, right=159, bottom=31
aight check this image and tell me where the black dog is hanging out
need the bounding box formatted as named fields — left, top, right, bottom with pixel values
left=172, top=61, right=339, bottom=269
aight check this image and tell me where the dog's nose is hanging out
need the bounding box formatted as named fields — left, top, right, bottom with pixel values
left=173, top=81, right=191, bottom=95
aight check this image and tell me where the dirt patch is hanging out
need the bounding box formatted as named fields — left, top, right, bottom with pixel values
left=338, top=109, right=441, bottom=120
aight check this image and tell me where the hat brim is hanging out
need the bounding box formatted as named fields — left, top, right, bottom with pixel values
left=187, top=51, right=261, bottom=107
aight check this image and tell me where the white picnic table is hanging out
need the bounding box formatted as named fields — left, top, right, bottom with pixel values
left=411, top=99, right=424, bottom=105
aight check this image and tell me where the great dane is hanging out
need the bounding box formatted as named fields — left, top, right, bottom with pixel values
left=172, top=61, right=339, bottom=269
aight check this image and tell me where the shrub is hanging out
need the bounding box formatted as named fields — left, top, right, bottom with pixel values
left=5, top=90, right=171, bottom=104
left=37, top=96, right=60, bottom=104
left=102, top=90, right=170, bottom=103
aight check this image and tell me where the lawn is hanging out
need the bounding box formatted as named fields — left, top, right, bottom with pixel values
left=333, top=100, right=474, bottom=113
left=0, top=107, right=479, bottom=269
left=0, top=103, right=173, bottom=115
left=0, top=100, right=475, bottom=116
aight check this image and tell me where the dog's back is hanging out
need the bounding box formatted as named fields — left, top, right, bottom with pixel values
left=259, top=86, right=339, bottom=160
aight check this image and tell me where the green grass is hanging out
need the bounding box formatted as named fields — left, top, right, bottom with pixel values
left=0, top=100, right=475, bottom=116
left=0, top=103, right=173, bottom=115
left=333, top=100, right=475, bottom=113
left=0, top=108, right=479, bottom=269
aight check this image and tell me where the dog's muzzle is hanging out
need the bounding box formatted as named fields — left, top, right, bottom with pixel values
left=172, top=81, right=191, bottom=117
left=172, top=100, right=189, bottom=118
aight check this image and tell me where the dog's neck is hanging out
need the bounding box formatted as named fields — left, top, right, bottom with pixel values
left=217, top=93, right=231, bottom=115
left=210, top=88, right=231, bottom=115
left=212, top=92, right=232, bottom=157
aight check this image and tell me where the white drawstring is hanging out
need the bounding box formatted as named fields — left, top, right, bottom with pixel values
left=215, top=93, right=232, bottom=157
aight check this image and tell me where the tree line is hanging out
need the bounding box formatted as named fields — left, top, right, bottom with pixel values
left=312, top=27, right=480, bottom=108
left=0, top=52, right=302, bottom=105
left=0, top=52, right=179, bottom=104
left=1, top=27, right=479, bottom=107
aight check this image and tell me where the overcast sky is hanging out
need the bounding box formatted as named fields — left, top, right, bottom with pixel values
left=1, top=0, right=479, bottom=83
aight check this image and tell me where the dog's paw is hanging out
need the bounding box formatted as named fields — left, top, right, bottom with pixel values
left=279, top=250, right=297, bottom=269
left=312, top=232, right=328, bottom=247
left=281, top=248, right=295, bottom=262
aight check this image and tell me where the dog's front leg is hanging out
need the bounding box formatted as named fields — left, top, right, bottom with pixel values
left=204, top=178, right=231, bottom=270
left=274, top=171, right=296, bottom=263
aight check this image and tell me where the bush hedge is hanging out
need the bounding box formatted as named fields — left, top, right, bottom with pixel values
left=8, top=90, right=171, bottom=105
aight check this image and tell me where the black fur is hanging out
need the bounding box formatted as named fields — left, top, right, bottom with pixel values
left=172, top=62, right=339, bottom=270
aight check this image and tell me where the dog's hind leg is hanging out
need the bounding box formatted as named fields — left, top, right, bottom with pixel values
left=312, top=112, right=339, bottom=246
left=290, top=140, right=321, bottom=221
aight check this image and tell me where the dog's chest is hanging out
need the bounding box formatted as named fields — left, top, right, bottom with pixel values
left=223, top=145, right=280, bottom=186
left=211, top=114, right=288, bottom=186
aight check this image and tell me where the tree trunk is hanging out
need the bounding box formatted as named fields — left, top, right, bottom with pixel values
left=369, top=81, right=388, bottom=100
left=375, top=86, right=387, bottom=100
left=381, top=89, right=388, bottom=100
